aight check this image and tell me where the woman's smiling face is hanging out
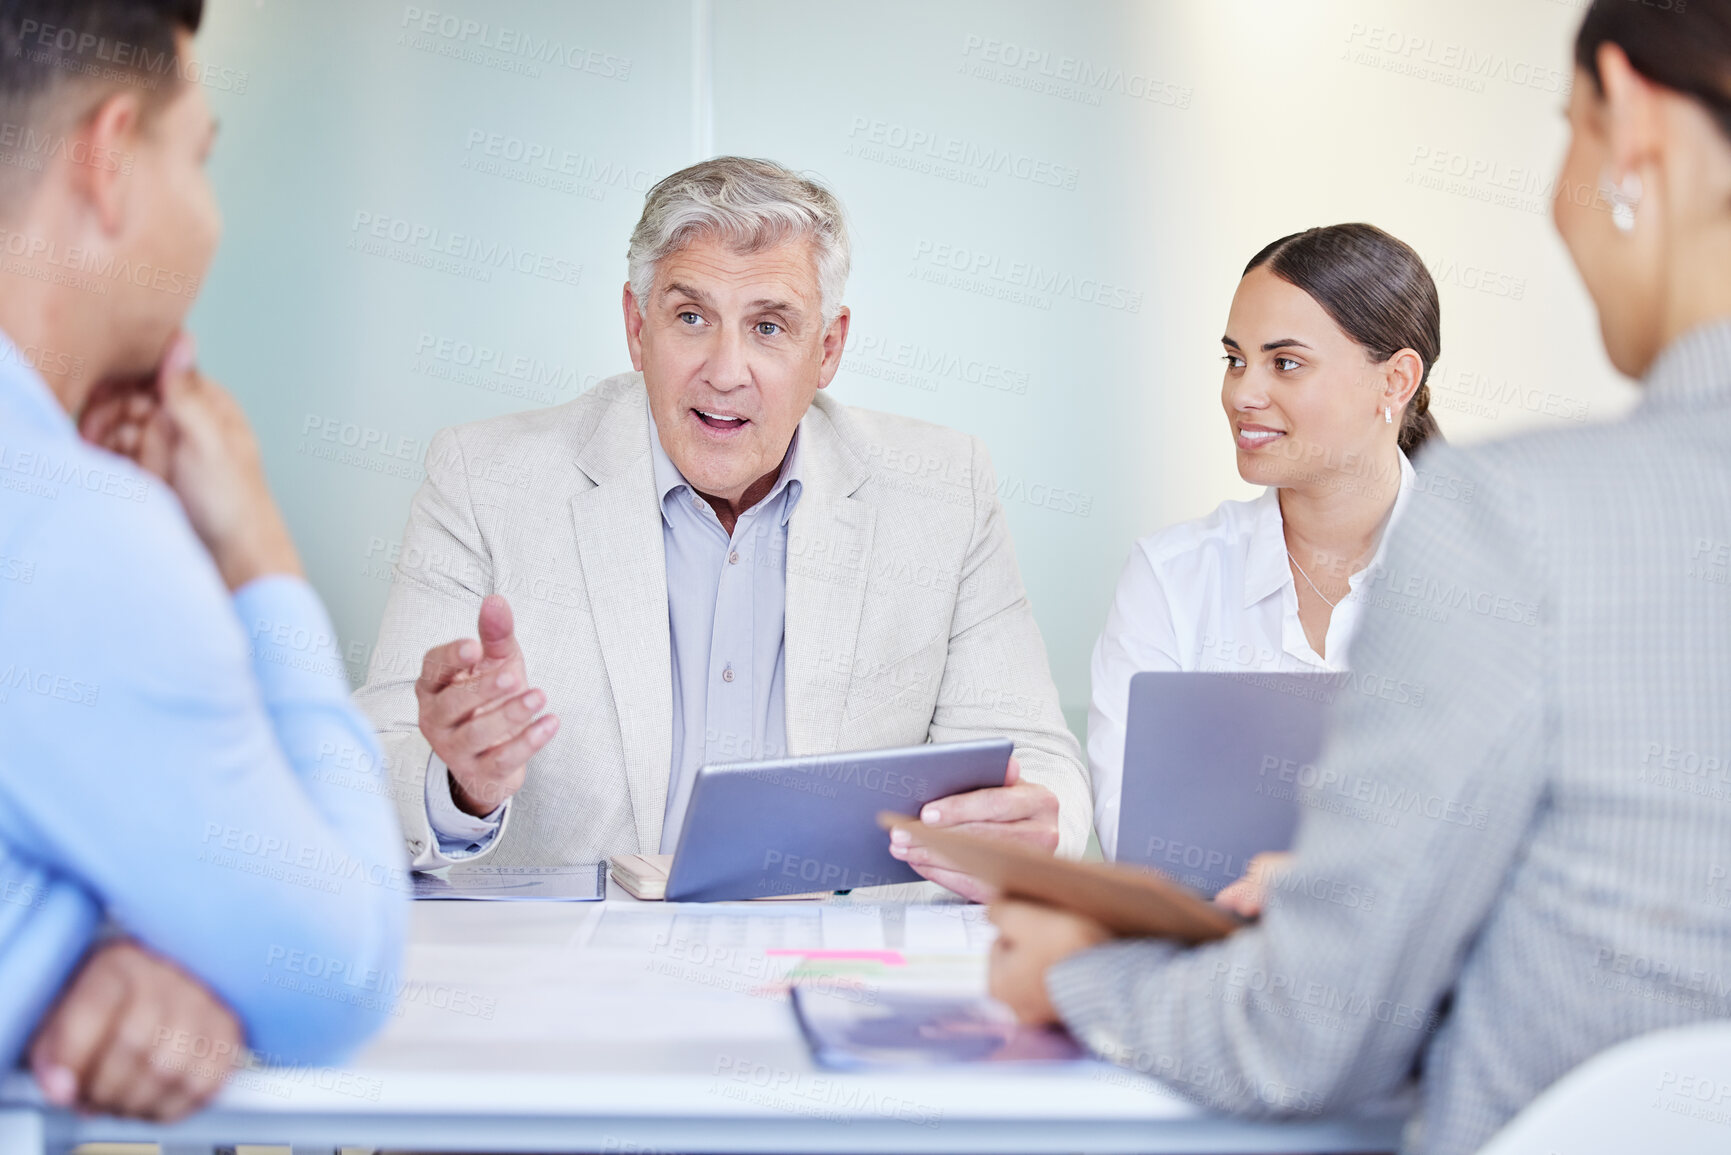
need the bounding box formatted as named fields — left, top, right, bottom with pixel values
left=1220, top=265, right=1395, bottom=491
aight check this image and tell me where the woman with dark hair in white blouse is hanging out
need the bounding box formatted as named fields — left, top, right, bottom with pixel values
left=1090, top=223, right=1441, bottom=861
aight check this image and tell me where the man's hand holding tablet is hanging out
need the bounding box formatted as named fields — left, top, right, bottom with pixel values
left=887, top=757, right=1061, bottom=903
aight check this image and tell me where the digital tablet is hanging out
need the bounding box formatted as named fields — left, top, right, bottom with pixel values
left=664, top=738, right=1013, bottom=902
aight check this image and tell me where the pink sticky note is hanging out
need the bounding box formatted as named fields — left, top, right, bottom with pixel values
left=765, top=949, right=906, bottom=965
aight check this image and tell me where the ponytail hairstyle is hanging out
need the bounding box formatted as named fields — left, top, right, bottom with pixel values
left=1244, top=223, right=1443, bottom=457
left=1575, top=0, right=1731, bottom=145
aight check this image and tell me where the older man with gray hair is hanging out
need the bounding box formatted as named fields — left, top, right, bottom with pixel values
left=356, top=157, right=1090, bottom=897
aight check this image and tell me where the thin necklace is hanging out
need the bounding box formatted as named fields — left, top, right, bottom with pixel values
left=1287, top=549, right=1341, bottom=609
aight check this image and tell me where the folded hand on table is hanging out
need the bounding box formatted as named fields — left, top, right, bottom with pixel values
left=30, top=938, right=243, bottom=1121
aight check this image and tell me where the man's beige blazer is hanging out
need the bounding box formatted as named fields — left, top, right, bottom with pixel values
left=354, top=373, right=1090, bottom=868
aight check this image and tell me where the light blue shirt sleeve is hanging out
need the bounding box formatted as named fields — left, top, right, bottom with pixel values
left=0, top=450, right=409, bottom=1068
left=0, top=858, right=99, bottom=1072
left=424, top=751, right=505, bottom=857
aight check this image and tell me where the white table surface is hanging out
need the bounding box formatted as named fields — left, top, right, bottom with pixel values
left=0, top=882, right=1408, bottom=1153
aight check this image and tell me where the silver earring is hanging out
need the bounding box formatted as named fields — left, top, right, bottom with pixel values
left=1384, top=406, right=1393, bottom=425
left=1603, top=170, right=1643, bottom=233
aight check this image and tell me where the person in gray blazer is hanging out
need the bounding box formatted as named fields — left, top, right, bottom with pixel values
left=355, top=157, right=1089, bottom=898
left=988, top=3, right=1731, bottom=1153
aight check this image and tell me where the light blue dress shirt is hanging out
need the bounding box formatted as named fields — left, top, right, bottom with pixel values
left=0, top=332, right=407, bottom=1068
left=650, top=417, right=803, bottom=852
left=424, top=415, right=804, bottom=856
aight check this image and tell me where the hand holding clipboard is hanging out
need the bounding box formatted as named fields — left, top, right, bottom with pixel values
left=876, top=812, right=1244, bottom=943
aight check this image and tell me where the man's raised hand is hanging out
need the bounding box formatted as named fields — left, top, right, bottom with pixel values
left=415, top=595, right=559, bottom=817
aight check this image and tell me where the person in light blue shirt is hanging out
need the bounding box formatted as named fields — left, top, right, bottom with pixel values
left=0, top=0, right=405, bottom=1122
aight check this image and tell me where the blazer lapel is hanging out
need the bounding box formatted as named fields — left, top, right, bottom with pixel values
left=570, top=383, right=673, bottom=852
left=784, top=395, right=875, bottom=755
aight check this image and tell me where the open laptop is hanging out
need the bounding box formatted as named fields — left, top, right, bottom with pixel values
left=1117, top=670, right=1336, bottom=897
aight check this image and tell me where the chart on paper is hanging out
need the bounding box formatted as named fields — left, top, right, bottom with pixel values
left=584, top=900, right=997, bottom=955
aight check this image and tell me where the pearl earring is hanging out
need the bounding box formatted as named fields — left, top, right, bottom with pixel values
left=1603, top=170, right=1643, bottom=233
left=1384, top=406, right=1392, bottom=425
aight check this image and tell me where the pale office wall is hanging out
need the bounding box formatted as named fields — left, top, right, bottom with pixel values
left=189, top=0, right=1633, bottom=736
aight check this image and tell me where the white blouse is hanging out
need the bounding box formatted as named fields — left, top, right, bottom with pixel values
left=1089, top=453, right=1415, bottom=859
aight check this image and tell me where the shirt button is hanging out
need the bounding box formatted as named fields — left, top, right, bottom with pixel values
left=728, top=550, right=739, bottom=565
left=722, top=665, right=735, bottom=683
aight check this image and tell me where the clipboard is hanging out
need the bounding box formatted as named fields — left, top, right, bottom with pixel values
left=411, top=862, right=606, bottom=901
left=876, top=813, right=1244, bottom=943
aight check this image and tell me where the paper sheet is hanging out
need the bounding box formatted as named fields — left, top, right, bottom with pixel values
left=588, top=903, right=825, bottom=952
left=588, top=901, right=992, bottom=954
